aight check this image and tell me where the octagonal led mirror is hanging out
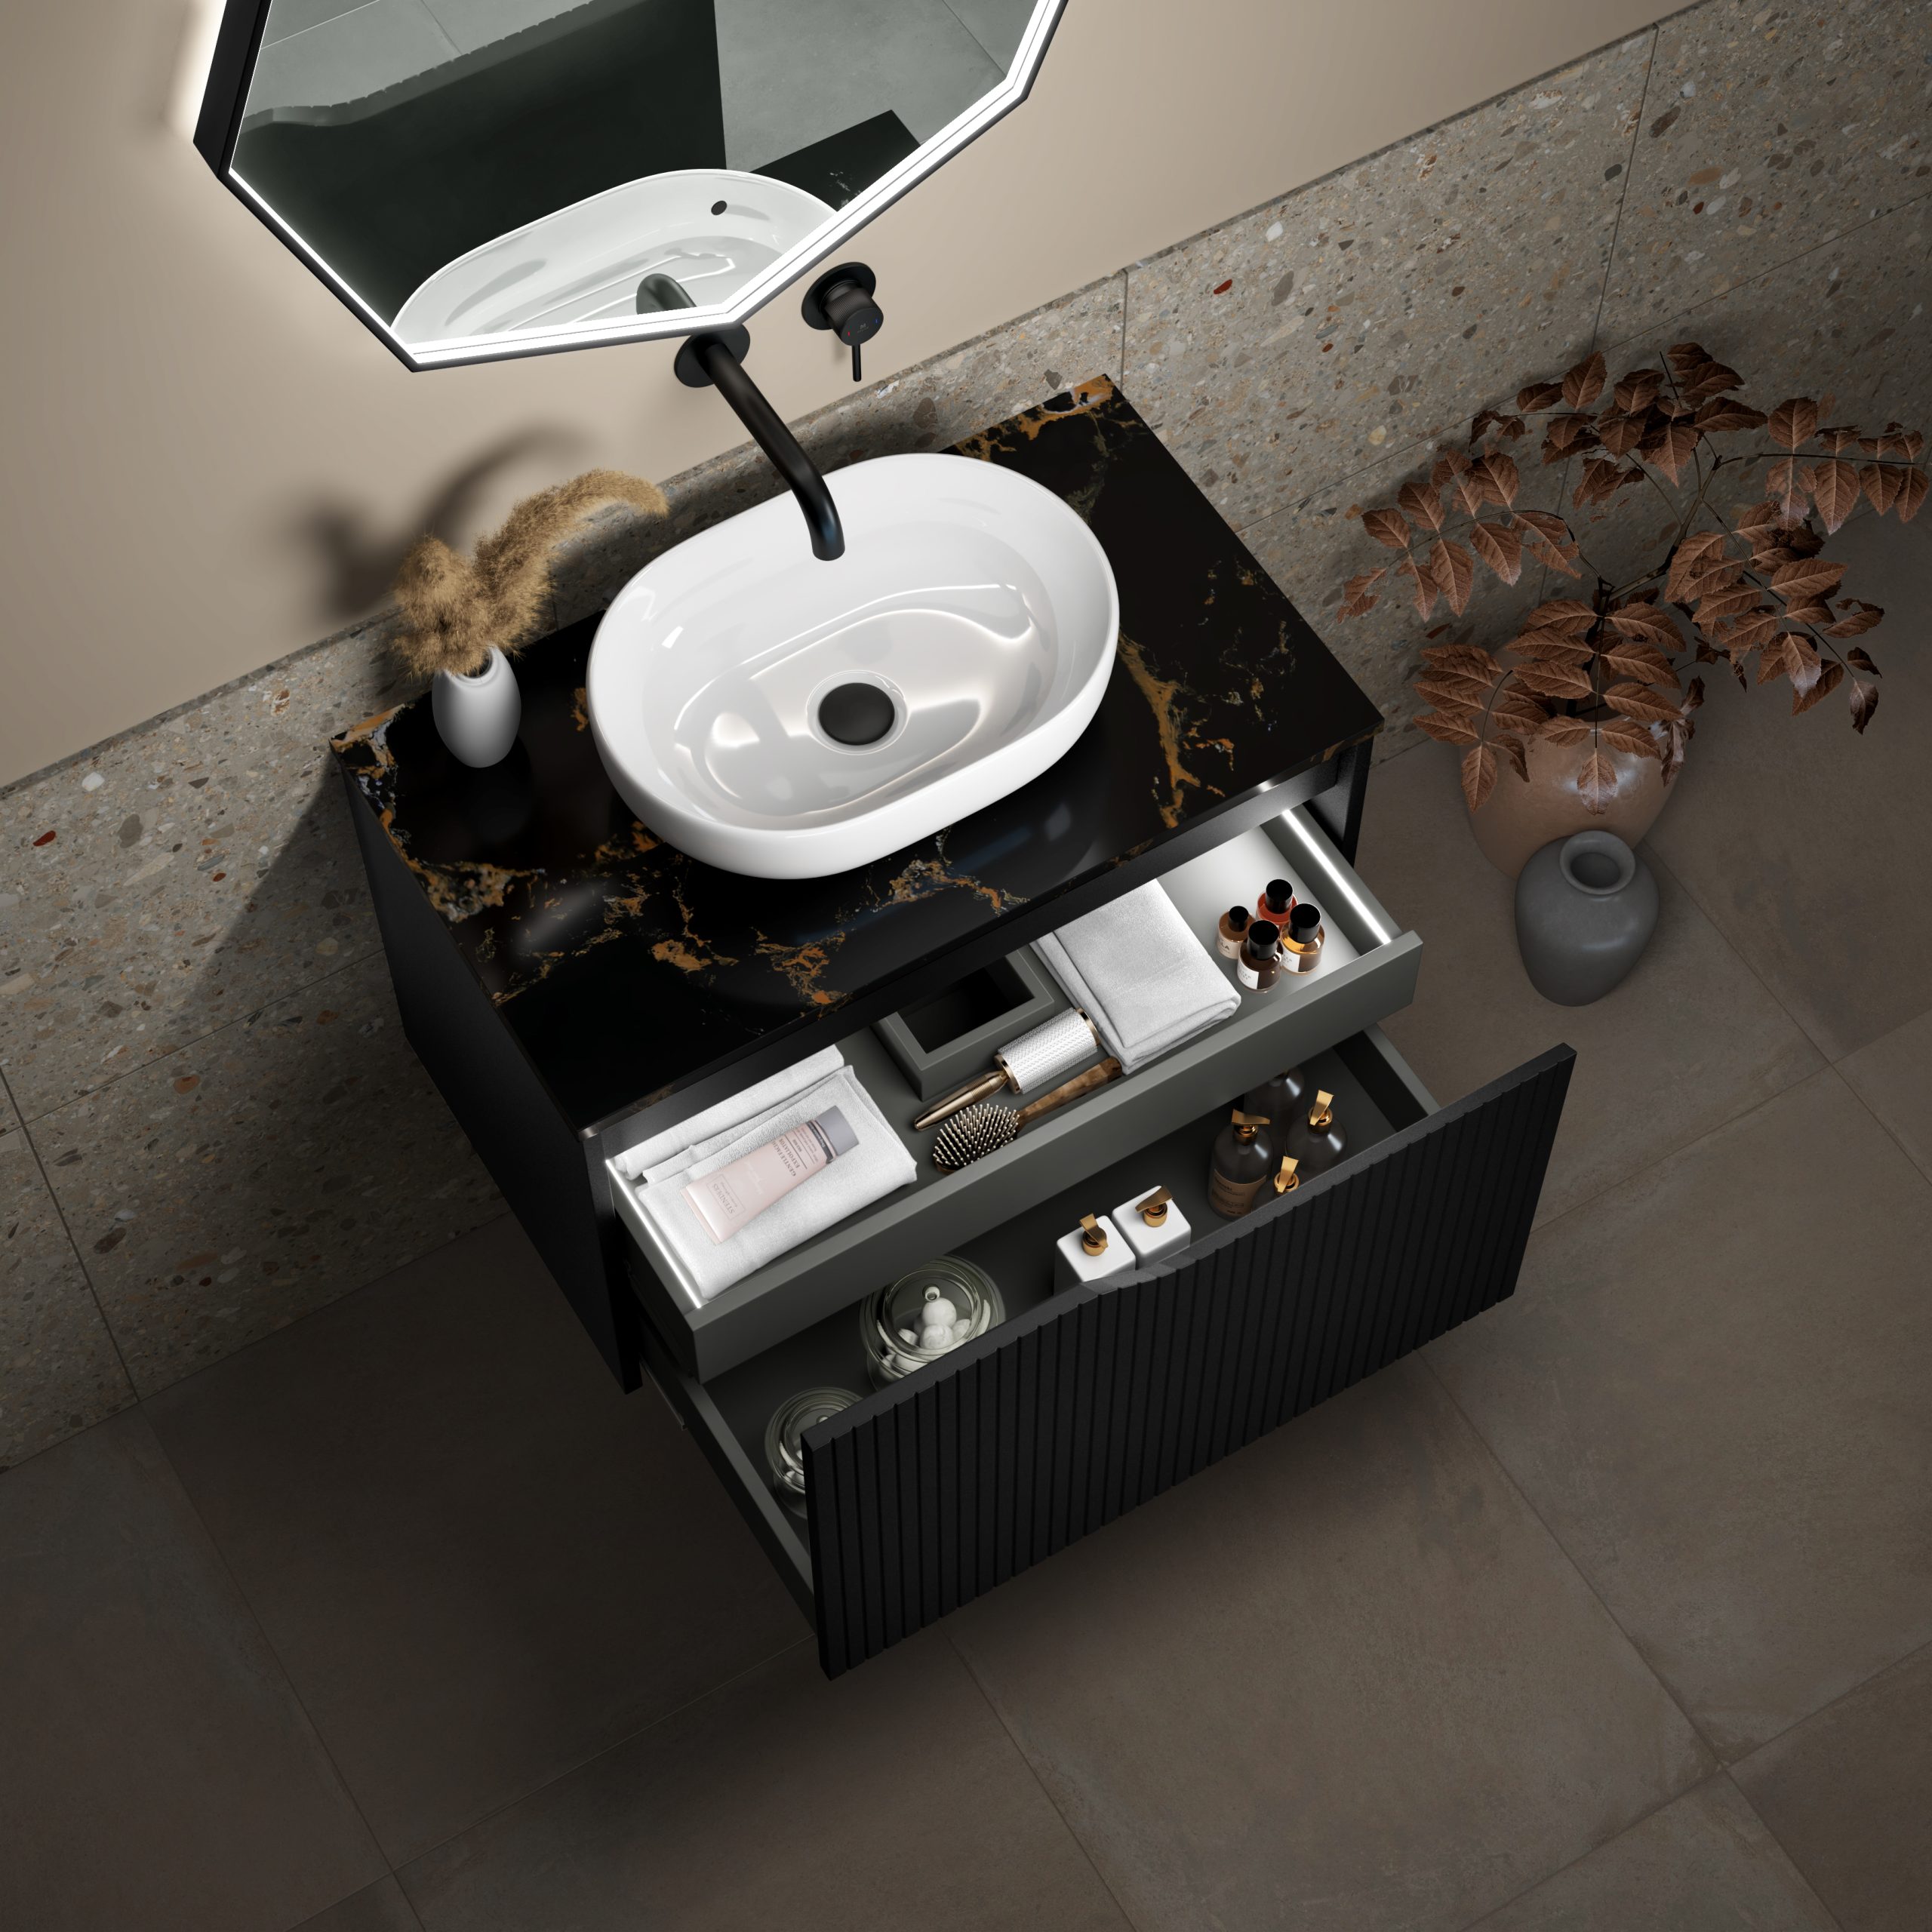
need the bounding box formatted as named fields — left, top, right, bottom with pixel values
left=194, top=0, right=1065, bottom=369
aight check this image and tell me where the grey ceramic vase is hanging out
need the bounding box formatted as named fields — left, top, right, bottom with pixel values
left=1514, top=829, right=1659, bottom=1005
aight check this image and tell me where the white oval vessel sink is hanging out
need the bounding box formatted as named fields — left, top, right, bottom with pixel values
left=392, top=170, right=835, bottom=350
left=587, top=454, right=1119, bottom=880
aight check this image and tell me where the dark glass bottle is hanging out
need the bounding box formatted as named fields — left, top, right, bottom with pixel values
left=1208, top=1109, right=1275, bottom=1217
left=1286, top=1089, right=1347, bottom=1176
left=1241, top=1066, right=1308, bottom=1144
left=1216, top=904, right=1251, bottom=960
left=1236, top=918, right=1284, bottom=992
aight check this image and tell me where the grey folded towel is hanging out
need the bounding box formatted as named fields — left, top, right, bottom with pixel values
left=630, top=1059, right=915, bottom=1306
left=1035, top=880, right=1239, bottom=1072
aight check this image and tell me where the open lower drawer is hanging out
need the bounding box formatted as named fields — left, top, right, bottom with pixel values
left=611, top=800, right=1423, bottom=1382
left=635, top=1025, right=1574, bottom=1675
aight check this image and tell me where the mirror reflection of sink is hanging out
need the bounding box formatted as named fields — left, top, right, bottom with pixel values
left=586, top=454, right=1119, bottom=881
left=392, top=169, right=835, bottom=349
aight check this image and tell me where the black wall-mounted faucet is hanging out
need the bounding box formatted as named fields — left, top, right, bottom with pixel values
left=802, top=262, right=884, bottom=383
left=675, top=326, right=844, bottom=561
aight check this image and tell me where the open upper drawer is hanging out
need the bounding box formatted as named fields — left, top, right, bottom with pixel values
left=608, top=800, right=1422, bottom=1381
left=636, top=1026, right=1575, bottom=1675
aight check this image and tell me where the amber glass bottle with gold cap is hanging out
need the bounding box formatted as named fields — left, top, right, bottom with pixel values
left=1286, top=1089, right=1347, bottom=1177
left=1208, top=1109, right=1275, bottom=1217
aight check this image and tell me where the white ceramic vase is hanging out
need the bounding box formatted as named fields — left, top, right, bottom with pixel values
left=432, top=648, right=521, bottom=768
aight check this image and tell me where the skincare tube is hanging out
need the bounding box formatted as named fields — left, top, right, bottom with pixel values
left=682, top=1106, right=858, bottom=1244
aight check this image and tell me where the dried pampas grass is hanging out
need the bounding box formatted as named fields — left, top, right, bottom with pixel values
left=392, top=468, right=668, bottom=678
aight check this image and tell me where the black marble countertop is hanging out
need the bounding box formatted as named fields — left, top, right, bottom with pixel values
left=334, top=378, right=1382, bottom=1132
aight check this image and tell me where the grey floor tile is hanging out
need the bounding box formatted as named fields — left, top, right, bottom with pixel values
left=1466, top=1777, right=1838, bottom=1931
left=297, top=1876, right=426, bottom=1932
left=1122, top=32, right=1651, bottom=531
left=1430, top=1067, right=1932, bottom=1761
left=1357, top=740, right=1823, bottom=1224
left=1841, top=1008, right=1932, bottom=1184
left=1641, top=499, right=1932, bottom=1063
left=946, top=1358, right=1712, bottom=1932
left=398, top=1634, right=1130, bottom=1932
left=940, top=0, right=1038, bottom=69
left=1, top=1083, right=133, bottom=1466
left=1598, top=0, right=1932, bottom=343
left=144, top=1218, right=807, bottom=1866
left=38, top=949, right=500, bottom=1395
left=246, top=0, right=457, bottom=115
left=0, top=1408, right=386, bottom=1931
left=715, top=0, right=1000, bottom=165
left=0, top=681, right=380, bottom=1121
left=1732, top=1642, right=1932, bottom=1932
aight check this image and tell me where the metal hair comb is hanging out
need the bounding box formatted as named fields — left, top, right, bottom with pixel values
left=929, top=1058, right=1123, bottom=1173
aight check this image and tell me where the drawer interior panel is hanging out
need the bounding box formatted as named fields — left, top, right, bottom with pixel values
left=614, top=803, right=1422, bottom=1380
left=805, top=1041, right=1574, bottom=1675
left=650, top=1030, right=1435, bottom=1617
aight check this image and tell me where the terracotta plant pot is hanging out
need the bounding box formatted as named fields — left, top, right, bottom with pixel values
left=1467, top=722, right=1679, bottom=879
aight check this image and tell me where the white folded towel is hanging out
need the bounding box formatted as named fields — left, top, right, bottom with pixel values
left=1035, top=880, right=1239, bottom=1073
left=631, top=1060, right=915, bottom=1306
left=614, top=1048, right=845, bottom=1184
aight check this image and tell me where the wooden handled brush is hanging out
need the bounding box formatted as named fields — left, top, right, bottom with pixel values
left=928, top=1059, right=1123, bottom=1172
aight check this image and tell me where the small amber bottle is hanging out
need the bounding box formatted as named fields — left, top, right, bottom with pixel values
left=1255, top=877, right=1297, bottom=926
left=1208, top=1110, right=1275, bottom=1217
left=1281, top=902, right=1325, bottom=975
left=1216, top=904, right=1251, bottom=960
left=1236, top=918, right=1284, bottom=992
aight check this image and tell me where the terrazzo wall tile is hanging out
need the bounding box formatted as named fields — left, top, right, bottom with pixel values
left=1577, top=202, right=1932, bottom=597
left=1598, top=0, right=1932, bottom=343
left=1, top=1084, right=134, bottom=1466
left=1119, top=34, right=1653, bottom=534
left=543, top=272, right=1129, bottom=627
left=1242, top=438, right=1572, bottom=755
left=35, top=951, right=502, bottom=1395
left=0, top=653, right=397, bottom=1123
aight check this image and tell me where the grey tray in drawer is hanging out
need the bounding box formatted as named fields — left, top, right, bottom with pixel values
left=612, top=803, right=1421, bottom=1380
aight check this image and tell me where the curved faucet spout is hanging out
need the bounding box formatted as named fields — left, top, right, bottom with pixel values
left=676, top=331, right=844, bottom=561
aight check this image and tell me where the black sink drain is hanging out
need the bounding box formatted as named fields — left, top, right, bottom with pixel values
left=817, top=681, right=896, bottom=746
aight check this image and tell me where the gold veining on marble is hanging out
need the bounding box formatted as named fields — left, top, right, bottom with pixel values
left=1117, top=632, right=1217, bottom=828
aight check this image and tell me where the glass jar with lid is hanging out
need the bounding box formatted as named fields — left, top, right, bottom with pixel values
left=860, top=1256, right=1005, bottom=1386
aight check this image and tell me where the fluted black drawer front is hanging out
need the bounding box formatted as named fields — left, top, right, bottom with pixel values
left=804, top=1044, right=1573, bottom=1676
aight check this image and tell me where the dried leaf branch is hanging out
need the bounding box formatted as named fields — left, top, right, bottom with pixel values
left=1341, top=341, right=1927, bottom=811
left=393, top=468, right=669, bottom=679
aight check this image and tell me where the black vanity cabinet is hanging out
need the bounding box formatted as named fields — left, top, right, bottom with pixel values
left=337, top=381, right=1571, bottom=1675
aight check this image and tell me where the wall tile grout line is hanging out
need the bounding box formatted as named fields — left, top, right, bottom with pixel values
left=941, top=1625, right=1149, bottom=1932
left=1, top=1057, right=140, bottom=1423
left=1584, top=28, right=1659, bottom=358
left=8, top=941, right=389, bottom=1131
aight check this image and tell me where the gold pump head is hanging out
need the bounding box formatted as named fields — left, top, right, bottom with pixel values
left=1079, top=1214, right=1109, bottom=1256
left=1274, top=1156, right=1300, bottom=1194
left=1307, top=1091, right=1335, bottom=1132
left=1232, top=1109, right=1269, bottom=1143
left=1135, top=1187, right=1173, bottom=1227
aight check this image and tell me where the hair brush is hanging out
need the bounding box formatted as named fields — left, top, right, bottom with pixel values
left=929, top=1058, right=1123, bottom=1172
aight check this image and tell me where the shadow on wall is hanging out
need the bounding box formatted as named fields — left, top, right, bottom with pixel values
left=281, top=427, right=583, bottom=622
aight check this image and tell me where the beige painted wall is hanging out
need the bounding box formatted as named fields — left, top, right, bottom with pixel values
left=1, top=0, right=1667, bottom=786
